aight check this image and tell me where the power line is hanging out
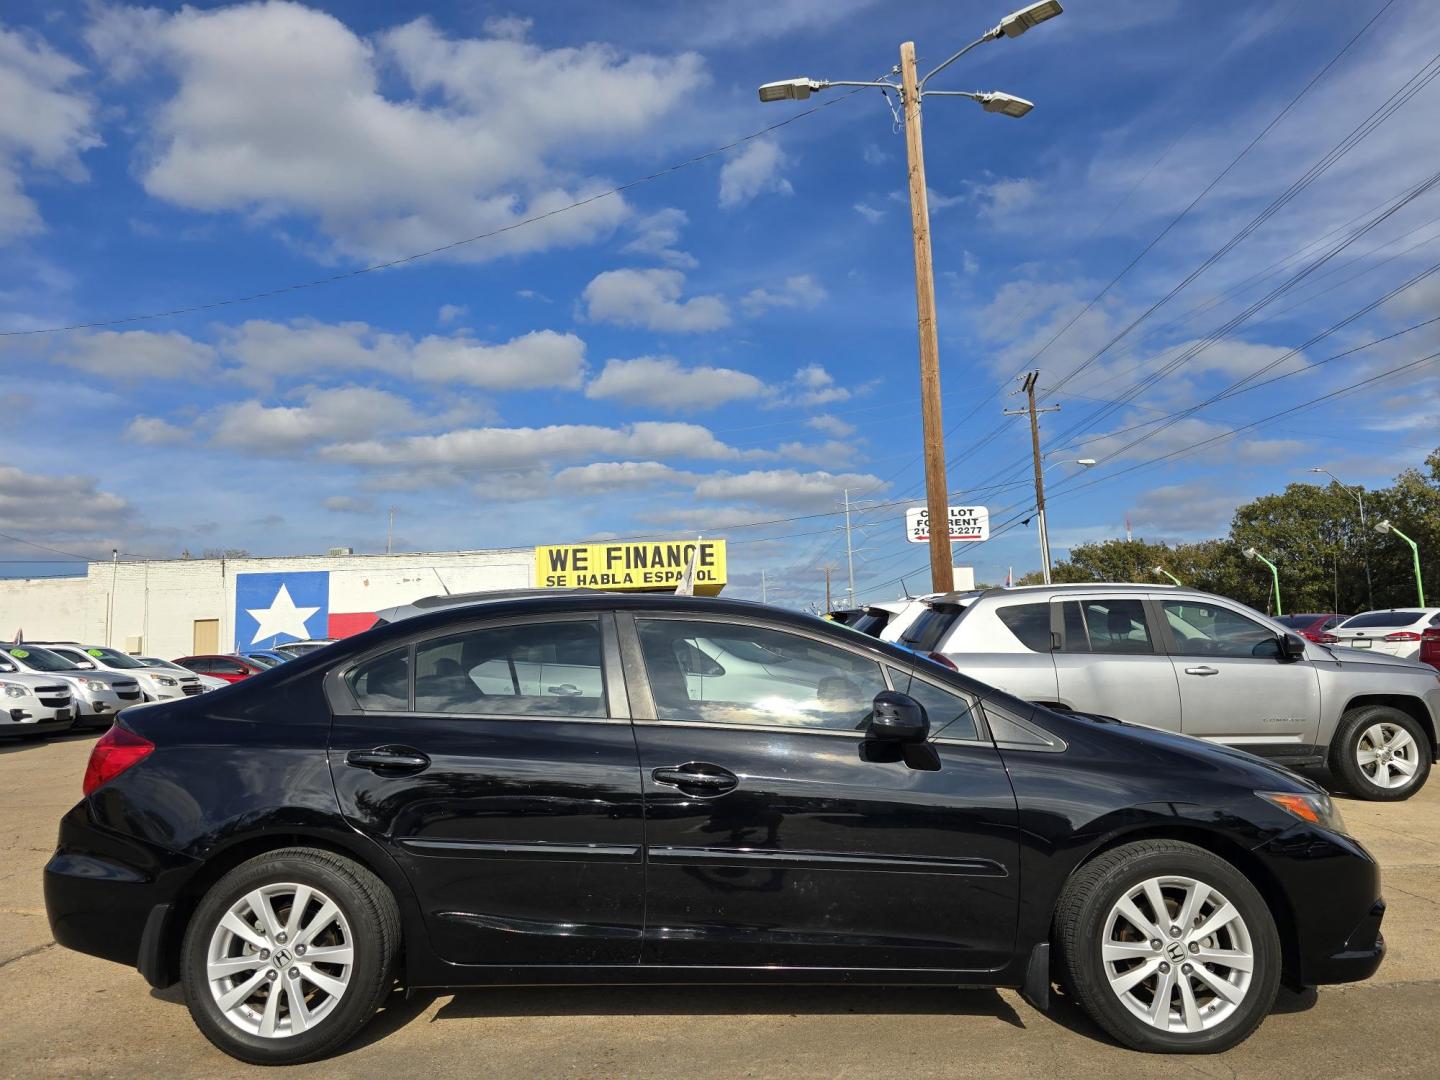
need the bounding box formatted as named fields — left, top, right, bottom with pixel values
left=0, top=90, right=869, bottom=338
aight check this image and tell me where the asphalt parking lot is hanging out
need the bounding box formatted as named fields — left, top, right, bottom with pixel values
left=3, top=732, right=1438, bottom=1079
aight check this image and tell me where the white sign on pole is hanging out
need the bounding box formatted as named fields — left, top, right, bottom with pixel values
left=905, top=505, right=989, bottom=543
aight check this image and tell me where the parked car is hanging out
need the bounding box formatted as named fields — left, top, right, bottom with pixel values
left=1, top=643, right=142, bottom=728
left=0, top=664, right=74, bottom=738
left=32, top=643, right=205, bottom=702
left=273, top=639, right=335, bottom=658
left=137, top=657, right=229, bottom=692
left=845, top=600, right=909, bottom=638
left=877, top=593, right=944, bottom=644
left=919, top=584, right=1438, bottom=800
left=1326, top=608, right=1440, bottom=659
left=889, top=591, right=982, bottom=654
left=1274, top=613, right=1348, bottom=643
left=173, top=655, right=270, bottom=683
left=242, top=650, right=292, bottom=666
left=1421, top=628, right=1440, bottom=671
left=47, top=593, right=1384, bottom=1063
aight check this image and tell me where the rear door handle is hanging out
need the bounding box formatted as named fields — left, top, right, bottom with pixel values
left=345, top=746, right=431, bottom=774
left=1184, top=666, right=1219, bottom=676
left=651, top=763, right=738, bottom=795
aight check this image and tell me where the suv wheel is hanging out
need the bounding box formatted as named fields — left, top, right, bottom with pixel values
left=1331, top=704, right=1430, bottom=801
left=1054, top=840, right=1280, bottom=1054
left=181, top=847, right=400, bottom=1065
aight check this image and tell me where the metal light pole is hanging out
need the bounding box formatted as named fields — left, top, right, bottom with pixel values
left=1375, top=519, right=1425, bottom=606
left=1310, top=467, right=1372, bottom=609
left=758, top=1, right=1062, bottom=594
left=843, top=488, right=857, bottom=606
left=1243, top=547, right=1283, bottom=615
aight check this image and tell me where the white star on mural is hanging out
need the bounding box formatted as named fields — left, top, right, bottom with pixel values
left=246, top=584, right=320, bottom=645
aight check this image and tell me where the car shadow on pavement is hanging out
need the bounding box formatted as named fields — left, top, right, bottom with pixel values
left=427, top=985, right=1027, bottom=1025
left=1040, top=983, right=1319, bottom=1048
left=0, top=730, right=100, bottom=755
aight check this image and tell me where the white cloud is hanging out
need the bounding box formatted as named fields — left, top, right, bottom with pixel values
left=0, top=463, right=129, bottom=537
left=585, top=356, right=765, bottom=412
left=853, top=201, right=885, bottom=224
left=411, top=329, right=587, bottom=390
left=668, top=0, right=880, bottom=46
left=806, top=413, right=856, bottom=438
left=621, top=207, right=696, bottom=268
left=323, top=494, right=375, bottom=513
left=124, top=416, right=190, bottom=445
left=740, top=273, right=828, bottom=316
left=582, top=268, right=730, bottom=332
left=692, top=468, right=884, bottom=509
left=718, top=138, right=792, bottom=209
left=86, top=3, right=706, bottom=263
left=220, top=319, right=408, bottom=383
left=553, top=460, right=688, bottom=493
left=0, top=25, right=100, bottom=242
left=437, top=303, right=467, bottom=324
left=322, top=420, right=744, bottom=470
left=57, top=330, right=216, bottom=379
left=210, top=386, right=429, bottom=451
left=787, top=363, right=851, bottom=406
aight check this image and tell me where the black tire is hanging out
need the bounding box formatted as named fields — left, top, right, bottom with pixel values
left=1330, top=704, right=1431, bottom=801
left=181, top=847, right=400, bottom=1066
left=1054, top=840, right=1281, bottom=1054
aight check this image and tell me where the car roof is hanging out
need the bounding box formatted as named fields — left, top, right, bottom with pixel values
left=980, top=583, right=1177, bottom=596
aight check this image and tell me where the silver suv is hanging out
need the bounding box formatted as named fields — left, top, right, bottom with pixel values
left=2, top=643, right=143, bottom=728
left=916, top=583, right=1440, bottom=801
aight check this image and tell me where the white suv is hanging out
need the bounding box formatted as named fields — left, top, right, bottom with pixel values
left=33, top=644, right=205, bottom=701
left=0, top=667, right=74, bottom=737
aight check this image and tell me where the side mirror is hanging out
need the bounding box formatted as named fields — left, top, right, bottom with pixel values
left=868, top=690, right=929, bottom=743
left=1281, top=633, right=1307, bottom=660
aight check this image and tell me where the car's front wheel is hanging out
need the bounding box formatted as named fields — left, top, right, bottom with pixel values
left=180, top=847, right=399, bottom=1065
left=1055, top=840, right=1281, bottom=1053
left=1330, top=705, right=1431, bottom=801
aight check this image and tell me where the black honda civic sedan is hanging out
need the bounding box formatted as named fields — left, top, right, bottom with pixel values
left=45, top=593, right=1383, bottom=1064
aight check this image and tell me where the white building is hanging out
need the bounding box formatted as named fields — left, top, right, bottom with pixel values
left=0, top=548, right=533, bottom=659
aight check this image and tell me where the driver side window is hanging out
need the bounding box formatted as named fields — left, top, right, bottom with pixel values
left=636, top=619, right=888, bottom=731
left=1161, top=600, right=1280, bottom=659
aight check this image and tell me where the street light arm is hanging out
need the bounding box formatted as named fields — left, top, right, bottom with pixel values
left=919, top=32, right=999, bottom=89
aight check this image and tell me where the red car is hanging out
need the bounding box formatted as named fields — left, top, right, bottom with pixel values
left=1274, top=612, right=1348, bottom=643
left=172, top=654, right=268, bottom=683
left=1420, top=627, right=1440, bottom=670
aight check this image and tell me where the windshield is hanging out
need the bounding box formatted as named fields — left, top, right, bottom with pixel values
left=849, top=611, right=888, bottom=636
left=82, top=646, right=145, bottom=669
left=1340, top=611, right=1425, bottom=629
left=5, top=645, right=80, bottom=672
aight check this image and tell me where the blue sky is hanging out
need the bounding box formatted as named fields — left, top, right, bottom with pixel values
left=3, top=0, right=1440, bottom=607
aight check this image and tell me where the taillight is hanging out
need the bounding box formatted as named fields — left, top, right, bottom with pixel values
left=926, top=651, right=958, bottom=670
left=82, top=726, right=154, bottom=796
left=1384, top=631, right=1423, bottom=642
left=1318, top=633, right=1340, bottom=644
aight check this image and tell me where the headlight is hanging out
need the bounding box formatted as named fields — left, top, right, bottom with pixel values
left=85, top=680, right=107, bottom=692
left=2, top=683, right=26, bottom=698
left=152, top=675, right=178, bottom=687
left=1258, top=790, right=1347, bottom=834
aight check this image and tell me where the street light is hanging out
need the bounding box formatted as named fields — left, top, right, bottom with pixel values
left=1153, top=565, right=1183, bottom=587
left=1243, top=547, right=1284, bottom=615
left=1309, top=466, right=1373, bottom=608
left=1374, top=519, right=1425, bottom=605
left=757, top=2, right=1062, bottom=595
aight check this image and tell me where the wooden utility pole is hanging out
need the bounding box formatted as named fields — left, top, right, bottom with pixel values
left=1004, top=371, right=1061, bottom=584
left=900, top=41, right=954, bottom=594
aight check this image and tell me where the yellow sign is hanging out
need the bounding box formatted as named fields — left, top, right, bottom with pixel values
left=535, top=540, right=727, bottom=595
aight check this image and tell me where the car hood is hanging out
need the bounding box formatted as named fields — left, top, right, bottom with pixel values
left=1314, top=644, right=1436, bottom=672
left=1049, top=706, right=1323, bottom=794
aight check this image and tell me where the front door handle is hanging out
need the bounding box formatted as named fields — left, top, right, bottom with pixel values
left=345, top=746, right=431, bottom=774
left=1184, top=666, right=1219, bottom=677
left=651, top=763, right=738, bottom=795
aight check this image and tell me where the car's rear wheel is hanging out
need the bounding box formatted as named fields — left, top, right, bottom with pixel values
left=1331, top=705, right=1430, bottom=801
left=181, top=847, right=399, bottom=1065
left=1054, top=840, right=1281, bottom=1053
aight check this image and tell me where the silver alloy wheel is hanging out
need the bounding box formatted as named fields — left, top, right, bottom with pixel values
left=206, top=882, right=354, bottom=1038
left=1102, top=875, right=1254, bottom=1033
left=1357, top=721, right=1419, bottom=790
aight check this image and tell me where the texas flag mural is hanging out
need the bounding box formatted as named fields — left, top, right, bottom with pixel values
left=234, top=571, right=379, bottom=649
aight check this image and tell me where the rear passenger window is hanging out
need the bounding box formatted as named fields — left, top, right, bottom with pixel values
left=1063, top=599, right=1155, bottom=655
left=348, top=647, right=410, bottom=711
left=996, top=603, right=1053, bottom=652
left=415, top=621, right=607, bottom=717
